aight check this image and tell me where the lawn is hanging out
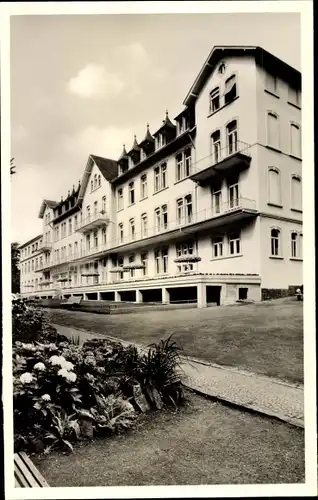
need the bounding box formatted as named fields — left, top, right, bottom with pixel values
left=46, top=297, right=303, bottom=384
left=33, top=392, right=305, bottom=486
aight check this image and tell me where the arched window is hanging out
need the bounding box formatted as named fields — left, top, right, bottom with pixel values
left=94, top=174, right=97, bottom=189
left=209, top=87, right=220, bottom=113
left=268, top=167, right=281, bottom=206
left=271, top=228, right=281, bottom=256
left=291, top=175, right=302, bottom=211
left=226, top=120, right=238, bottom=155
left=267, top=112, right=280, bottom=150
left=211, top=130, right=221, bottom=164
left=90, top=180, right=93, bottom=192
left=218, top=62, right=226, bottom=75
left=98, top=174, right=101, bottom=187
left=290, top=123, right=301, bottom=158
left=224, top=75, right=237, bottom=104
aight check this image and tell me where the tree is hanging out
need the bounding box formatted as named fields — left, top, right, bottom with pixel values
left=11, top=242, right=20, bottom=294
left=11, top=158, right=16, bottom=176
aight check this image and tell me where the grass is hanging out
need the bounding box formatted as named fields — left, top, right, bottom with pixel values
left=46, top=297, right=303, bottom=384
left=33, top=392, right=305, bottom=486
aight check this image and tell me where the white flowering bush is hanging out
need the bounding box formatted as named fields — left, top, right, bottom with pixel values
left=13, top=333, right=184, bottom=455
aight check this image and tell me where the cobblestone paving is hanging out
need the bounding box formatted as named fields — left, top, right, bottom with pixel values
left=53, top=323, right=304, bottom=428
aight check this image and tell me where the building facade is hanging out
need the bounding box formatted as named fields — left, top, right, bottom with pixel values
left=18, top=46, right=302, bottom=307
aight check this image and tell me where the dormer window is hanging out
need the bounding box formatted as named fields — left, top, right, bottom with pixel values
left=156, top=133, right=165, bottom=149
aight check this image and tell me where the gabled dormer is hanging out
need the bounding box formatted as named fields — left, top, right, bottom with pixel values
left=175, top=105, right=195, bottom=136
left=118, top=144, right=129, bottom=175
left=139, top=124, right=155, bottom=159
left=153, top=111, right=176, bottom=151
left=127, top=135, right=141, bottom=167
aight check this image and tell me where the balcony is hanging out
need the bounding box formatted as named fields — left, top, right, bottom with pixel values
left=190, top=141, right=252, bottom=186
left=39, top=243, right=52, bottom=253
left=75, top=212, right=110, bottom=233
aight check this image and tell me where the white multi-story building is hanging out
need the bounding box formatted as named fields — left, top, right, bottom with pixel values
left=18, top=46, right=302, bottom=307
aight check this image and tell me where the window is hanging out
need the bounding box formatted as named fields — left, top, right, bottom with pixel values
left=154, top=163, right=167, bottom=192
left=74, top=215, right=78, bottom=229
left=141, top=252, right=148, bottom=276
left=118, top=223, right=124, bottom=244
left=154, top=205, right=168, bottom=232
left=268, top=167, right=282, bottom=206
left=141, top=213, right=148, bottom=238
left=86, top=234, right=90, bottom=251
left=271, top=228, right=281, bottom=256
left=93, top=201, right=98, bottom=216
left=156, top=133, right=165, bottom=149
left=93, top=230, right=98, bottom=248
left=267, top=112, right=280, bottom=150
left=101, top=227, right=107, bottom=245
left=69, top=219, right=72, bottom=235
left=86, top=205, right=91, bottom=221
left=117, top=256, right=124, bottom=280
left=129, top=218, right=135, bottom=241
left=291, top=175, right=302, bottom=211
left=128, top=254, right=135, bottom=278
left=218, top=62, right=226, bottom=74
left=91, top=180, right=93, bottom=192
left=238, top=288, right=248, bottom=300
left=209, top=87, right=220, bottom=113
left=212, top=237, right=223, bottom=258
left=228, top=179, right=239, bottom=209
left=31, top=260, right=34, bottom=271
left=101, top=196, right=106, bottom=213
left=74, top=241, right=78, bottom=257
left=155, top=248, right=168, bottom=274
left=229, top=233, right=241, bottom=255
left=212, top=181, right=222, bottom=215
left=290, top=123, right=301, bottom=158
left=98, top=174, right=101, bottom=187
left=176, top=241, right=194, bottom=257
left=129, top=182, right=135, bottom=205
left=226, top=120, right=238, bottom=155
left=176, top=153, right=183, bottom=182
left=184, top=148, right=191, bottom=177
left=140, top=174, right=148, bottom=199
left=94, top=174, right=97, bottom=189
left=224, top=75, right=237, bottom=104
left=117, top=188, right=123, bottom=210
left=68, top=244, right=72, bottom=257
left=176, top=195, right=192, bottom=225
left=265, top=73, right=277, bottom=94
left=288, top=86, right=300, bottom=107
left=291, top=232, right=302, bottom=259
left=211, top=130, right=221, bottom=164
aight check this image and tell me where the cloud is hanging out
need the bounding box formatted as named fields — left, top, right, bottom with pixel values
left=67, top=64, right=124, bottom=99
left=115, top=41, right=149, bottom=66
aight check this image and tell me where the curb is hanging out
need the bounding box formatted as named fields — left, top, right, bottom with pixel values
left=52, top=322, right=304, bottom=429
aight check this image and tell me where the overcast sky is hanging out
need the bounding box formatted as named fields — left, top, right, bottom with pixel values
left=11, top=12, right=301, bottom=244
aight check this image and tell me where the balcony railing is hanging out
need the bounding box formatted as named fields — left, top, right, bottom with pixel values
left=190, top=140, right=252, bottom=185
left=39, top=243, right=52, bottom=252
left=75, top=212, right=110, bottom=233
left=33, top=197, right=257, bottom=268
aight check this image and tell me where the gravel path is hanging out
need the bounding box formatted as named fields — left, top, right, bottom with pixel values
left=53, top=323, right=304, bottom=428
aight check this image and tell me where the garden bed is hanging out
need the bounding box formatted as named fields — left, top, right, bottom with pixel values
left=33, top=391, right=305, bottom=486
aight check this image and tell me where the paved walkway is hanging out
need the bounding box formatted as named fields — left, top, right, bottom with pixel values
left=52, top=323, right=304, bottom=428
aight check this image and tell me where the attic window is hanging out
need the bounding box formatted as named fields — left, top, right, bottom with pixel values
left=218, top=62, right=226, bottom=75
left=224, top=75, right=237, bottom=104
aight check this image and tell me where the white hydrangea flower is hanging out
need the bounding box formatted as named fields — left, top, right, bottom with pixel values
left=34, top=362, right=46, bottom=371
left=49, top=355, right=66, bottom=366
left=67, top=371, right=77, bottom=382
left=22, top=343, right=34, bottom=350
left=57, top=368, right=69, bottom=378
left=62, top=361, right=74, bottom=371
left=19, top=372, right=33, bottom=384
left=41, top=394, right=51, bottom=401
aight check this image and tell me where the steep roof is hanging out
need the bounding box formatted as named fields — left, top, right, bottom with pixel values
left=38, top=199, right=58, bottom=219
left=90, top=155, right=118, bottom=181
left=77, top=154, right=118, bottom=204
left=183, top=45, right=301, bottom=107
